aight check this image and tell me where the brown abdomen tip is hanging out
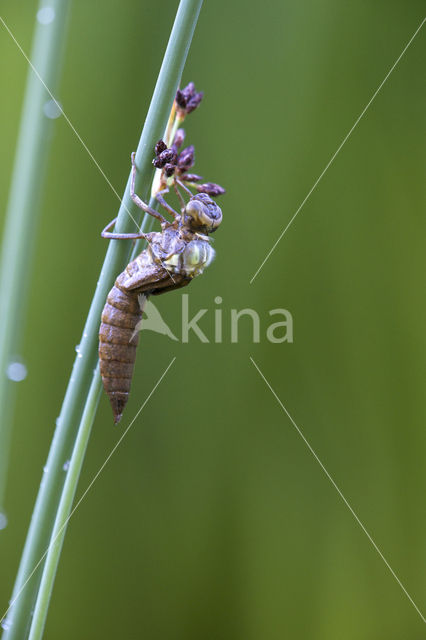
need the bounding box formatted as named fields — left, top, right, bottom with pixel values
left=99, top=284, right=142, bottom=423
left=109, top=392, right=128, bottom=424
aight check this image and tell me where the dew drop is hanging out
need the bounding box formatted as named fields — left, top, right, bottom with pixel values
left=36, top=7, right=55, bottom=24
left=43, top=465, right=49, bottom=474
left=43, top=99, right=62, bottom=119
left=62, top=460, right=70, bottom=471
left=1, top=618, right=11, bottom=631
left=0, top=511, right=8, bottom=530
left=6, top=362, right=27, bottom=382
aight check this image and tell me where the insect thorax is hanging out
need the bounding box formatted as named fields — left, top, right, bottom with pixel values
left=149, top=231, right=215, bottom=278
left=167, top=238, right=215, bottom=277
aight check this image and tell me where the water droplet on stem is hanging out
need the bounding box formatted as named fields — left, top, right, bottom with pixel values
left=0, top=511, right=8, bottom=530
left=6, top=362, right=27, bottom=382
left=36, top=7, right=55, bottom=24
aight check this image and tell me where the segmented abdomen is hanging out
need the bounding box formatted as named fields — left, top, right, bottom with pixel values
left=99, top=245, right=191, bottom=424
left=99, top=284, right=141, bottom=424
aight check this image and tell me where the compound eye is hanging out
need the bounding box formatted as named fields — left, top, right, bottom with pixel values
left=185, top=194, right=222, bottom=232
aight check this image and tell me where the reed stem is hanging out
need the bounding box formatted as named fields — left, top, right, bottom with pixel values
left=27, top=369, right=101, bottom=640
left=2, top=1, right=203, bottom=637
left=0, top=0, right=71, bottom=527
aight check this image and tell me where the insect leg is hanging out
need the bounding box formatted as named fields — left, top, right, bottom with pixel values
left=101, top=217, right=155, bottom=241
left=175, top=178, right=194, bottom=198
left=130, top=152, right=168, bottom=227
left=172, top=181, right=187, bottom=213
left=155, top=186, right=181, bottom=221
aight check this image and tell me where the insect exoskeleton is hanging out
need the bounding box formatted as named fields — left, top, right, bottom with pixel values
left=184, top=193, right=222, bottom=232
left=99, top=89, right=225, bottom=423
left=164, top=237, right=215, bottom=278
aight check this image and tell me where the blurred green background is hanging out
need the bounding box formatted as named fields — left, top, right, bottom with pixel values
left=1, top=1, right=425, bottom=638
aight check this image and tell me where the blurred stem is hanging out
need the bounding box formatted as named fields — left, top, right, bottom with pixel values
left=2, top=1, right=203, bottom=638
left=0, top=0, right=71, bottom=522
left=28, top=369, right=101, bottom=640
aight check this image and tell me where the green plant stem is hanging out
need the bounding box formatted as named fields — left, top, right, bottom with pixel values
left=2, top=1, right=203, bottom=638
left=0, top=0, right=71, bottom=521
left=27, top=368, right=101, bottom=640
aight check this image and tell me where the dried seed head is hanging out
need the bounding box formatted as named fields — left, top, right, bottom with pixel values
left=186, top=91, right=204, bottom=113
left=182, top=81, right=195, bottom=96
left=175, top=90, right=186, bottom=109
left=151, top=85, right=224, bottom=196
left=176, top=82, right=196, bottom=108
left=197, top=183, right=226, bottom=197
left=173, top=128, right=186, bottom=149
left=153, top=147, right=177, bottom=168
left=181, top=173, right=203, bottom=182
left=175, top=83, right=203, bottom=114
left=177, top=145, right=195, bottom=169
left=155, top=139, right=167, bottom=155
left=164, top=163, right=176, bottom=177
left=160, top=148, right=177, bottom=164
